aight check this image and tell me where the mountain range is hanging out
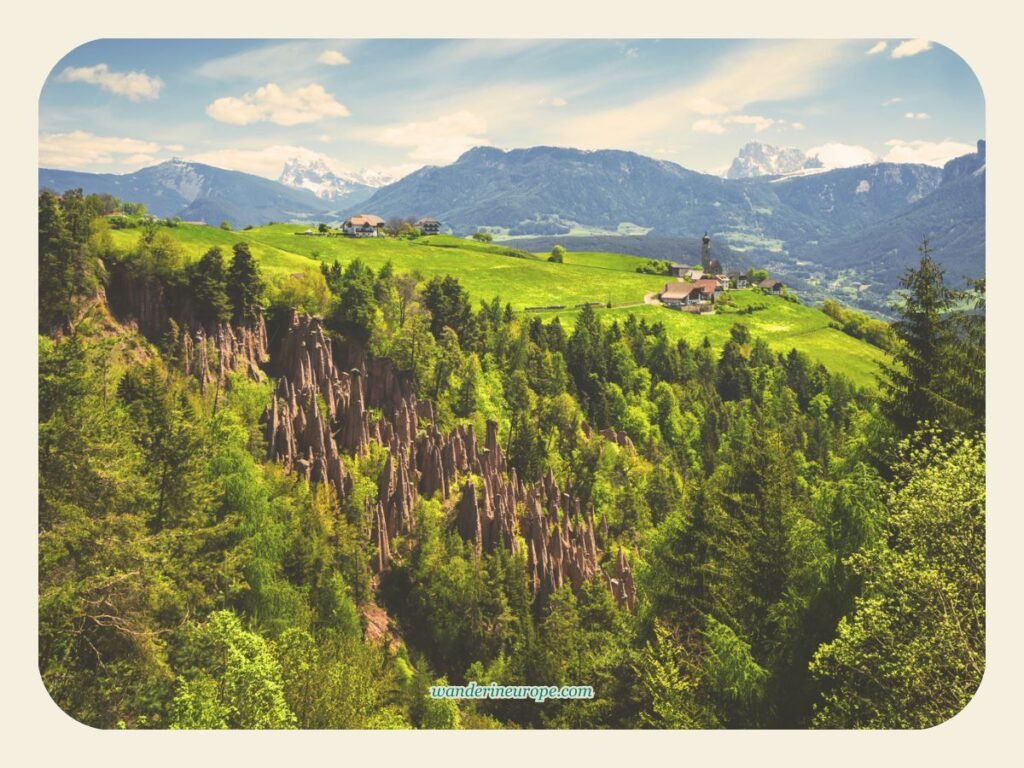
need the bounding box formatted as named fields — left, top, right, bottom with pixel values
left=346, top=144, right=950, bottom=243
left=39, top=159, right=332, bottom=227
left=39, top=140, right=984, bottom=301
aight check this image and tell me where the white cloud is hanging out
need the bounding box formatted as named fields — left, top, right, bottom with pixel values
left=904, top=112, right=930, bottom=120
left=318, top=50, right=350, bottom=66
left=40, top=131, right=163, bottom=168
left=371, top=111, right=490, bottom=163
left=185, top=143, right=420, bottom=182
left=124, top=153, right=156, bottom=165
left=206, top=83, right=349, bottom=126
left=57, top=63, right=163, bottom=101
left=691, top=119, right=726, bottom=135
left=625, top=48, right=639, bottom=58
left=558, top=40, right=848, bottom=149
left=882, top=96, right=904, bottom=107
left=806, top=143, right=878, bottom=169
left=195, top=41, right=366, bottom=80
left=866, top=41, right=888, bottom=55
left=186, top=144, right=332, bottom=179
left=689, top=96, right=729, bottom=115
left=892, top=39, right=933, bottom=59
left=691, top=114, right=777, bottom=134
left=164, top=143, right=185, bottom=152
left=791, top=121, right=806, bottom=130
left=538, top=96, right=568, bottom=107
left=319, top=134, right=332, bottom=143
left=727, top=114, right=777, bottom=132
left=882, top=139, right=975, bottom=166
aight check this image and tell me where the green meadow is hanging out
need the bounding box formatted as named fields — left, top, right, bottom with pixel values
left=109, top=223, right=887, bottom=388
left=536, top=291, right=888, bottom=389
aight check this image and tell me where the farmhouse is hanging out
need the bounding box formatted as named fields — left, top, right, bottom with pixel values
left=416, top=217, right=441, bottom=235
left=342, top=214, right=386, bottom=237
left=693, top=278, right=722, bottom=302
left=759, top=278, right=785, bottom=295
left=728, top=271, right=749, bottom=289
left=660, top=282, right=699, bottom=308
left=684, top=268, right=707, bottom=282
left=669, top=263, right=688, bottom=278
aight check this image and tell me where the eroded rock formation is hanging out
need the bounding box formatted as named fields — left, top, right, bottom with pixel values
left=260, top=309, right=635, bottom=610
left=180, top=315, right=269, bottom=389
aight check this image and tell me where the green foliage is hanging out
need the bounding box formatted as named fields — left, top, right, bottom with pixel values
left=38, top=213, right=985, bottom=731
left=880, top=243, right=985, bottom=438
left=634, top=259, right=672, bottom=275
left=326, top=258, right=380, bottom=343
left=38, top=190, right=105, bottom=331
left=423, top=274, right=476, bottom=344
left=633, top=621, right=708, bottom=728
left=821, top=299, right=894, bottom=351
left=811, top=433, right=985, bottom=728
left=227, top=242, right=265, bottom=324
left=472, top=230, right=494, bottom=242
left=187, top=247, right=232, bottom=326
left=749, top=268, right=769, bottom=283
left=548, top=244, right=566, bottom=263
left=268, top=269, right=331, bottom=316
left=170, top=611, right=296, bottom=729
left=275, top=627, right=406, bottom=728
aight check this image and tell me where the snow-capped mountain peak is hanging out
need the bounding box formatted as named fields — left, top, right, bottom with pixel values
left=278, top=157, right=393, bottom=202
left=725, top=142, right=823, bottom=180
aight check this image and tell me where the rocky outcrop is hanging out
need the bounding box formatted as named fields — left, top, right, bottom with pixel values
left=261, top=310, right=630, bottom=608
left=180, top=315, right=269, bottom=389
left=599, top=427, right=635, bottom=452
left=604, top=548, right=637, bottom=612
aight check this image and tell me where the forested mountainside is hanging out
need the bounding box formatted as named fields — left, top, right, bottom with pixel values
left=39, top=189, right=985, bottom=729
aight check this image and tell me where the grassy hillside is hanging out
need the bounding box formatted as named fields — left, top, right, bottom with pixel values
left=536, top=291, right=888, bottom=389
left=109, top=223, right=888, bottom=387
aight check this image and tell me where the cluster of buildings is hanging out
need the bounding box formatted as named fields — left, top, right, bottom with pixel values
left=300, top=215, right=442, bottom=238
left=340, top=215, right=441, bottom=237
left=659, top=269, right=785, bottom=312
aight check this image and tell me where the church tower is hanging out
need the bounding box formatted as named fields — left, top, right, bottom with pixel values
left=701, top=232, right=711, bottom=272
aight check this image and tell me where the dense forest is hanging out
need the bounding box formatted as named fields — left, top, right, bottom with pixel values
left=38, top=189, right=985, bottom=729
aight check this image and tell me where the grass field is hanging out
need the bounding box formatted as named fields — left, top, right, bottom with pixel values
left=109, top=223, right=887, bottom=388
left=536, top=291, right=888, bottom=388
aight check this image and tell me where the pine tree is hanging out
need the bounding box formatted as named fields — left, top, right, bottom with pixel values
left=227, top=242, right=265, bottom=325
left=189, top=247, right=231, bottom=326
left=39, top=190, right=76, bottom=331
left=880, top=241, right=982, bottom=436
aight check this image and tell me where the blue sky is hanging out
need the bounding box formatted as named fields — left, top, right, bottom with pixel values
left=39, top=38, right=985, bottom=181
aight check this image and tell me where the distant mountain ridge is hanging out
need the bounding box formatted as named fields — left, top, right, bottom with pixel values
left=793, top=141, right=985, bottom=289
left=348, top=145, right=947, bottom=244
left=39, top=159, right=335, bottom=228
left=40, top=141, right=984, bottom=300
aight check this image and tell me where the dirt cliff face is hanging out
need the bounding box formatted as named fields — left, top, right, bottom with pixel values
left=180, top=315, right=269, bottom=389
left=105, top=267, right=270, bottom=388
left=260, top=310, right=635, bottom=610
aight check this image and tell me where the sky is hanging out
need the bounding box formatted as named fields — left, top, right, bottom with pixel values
left=38, top=38, right=985, bottom=181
